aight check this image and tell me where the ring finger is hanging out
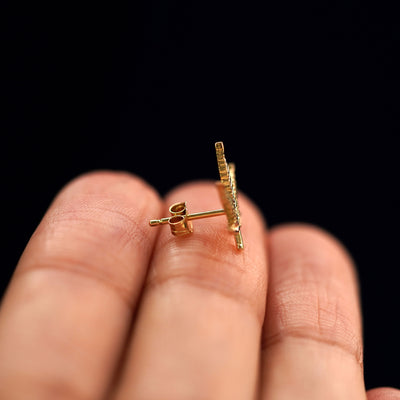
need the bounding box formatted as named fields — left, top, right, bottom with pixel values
left=260, top=224, right=365, bottom=399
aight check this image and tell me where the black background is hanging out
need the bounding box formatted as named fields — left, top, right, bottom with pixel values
left=2, top=0, right=399, bottom=391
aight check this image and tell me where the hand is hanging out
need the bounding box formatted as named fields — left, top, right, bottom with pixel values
left=0, top=171, right=398, bottom=400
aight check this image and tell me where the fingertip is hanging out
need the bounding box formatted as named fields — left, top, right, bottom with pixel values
left=267, top=222, right=362, bottom=317
left=269, top=222, right=356, bottom=272
left=367, top=387, right=400, bottom=400
left=17, top=169, right=164, bottom=306
left=270, top=222, right=342, bottom=246
left=57, top=170, right=162, bottom=204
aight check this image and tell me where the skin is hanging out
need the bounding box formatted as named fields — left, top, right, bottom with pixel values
left=0, top=170, right=398, bottom=400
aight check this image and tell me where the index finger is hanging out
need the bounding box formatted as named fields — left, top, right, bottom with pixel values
left=0, top=171, right=162, bottom=399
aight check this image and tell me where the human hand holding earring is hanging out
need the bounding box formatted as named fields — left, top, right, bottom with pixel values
left=0, top=144, right=397, bottom=399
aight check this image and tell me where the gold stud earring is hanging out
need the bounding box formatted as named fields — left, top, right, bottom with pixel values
left=149, top=141, right=243, bottom=250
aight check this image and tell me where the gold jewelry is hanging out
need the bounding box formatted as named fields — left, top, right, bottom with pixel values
left=149, top=141, right=243, bottom=250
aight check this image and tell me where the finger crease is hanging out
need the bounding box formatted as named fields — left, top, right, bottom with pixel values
left=145, top=272, right=265, bottom=325
left=261, top=328, right=363, bottom=367
left=15, top=260, right=135, bottom=311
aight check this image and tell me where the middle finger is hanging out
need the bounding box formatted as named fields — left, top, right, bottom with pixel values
left=113, top=182, right=268, bottom=400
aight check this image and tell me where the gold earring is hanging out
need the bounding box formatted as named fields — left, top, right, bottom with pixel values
left=149, top=141, right=243, bottom=250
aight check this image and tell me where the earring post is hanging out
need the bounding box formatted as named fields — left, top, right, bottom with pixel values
left=187, top=208, right=225, bottom=220
left=149, top=208, right=225, bottom=226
